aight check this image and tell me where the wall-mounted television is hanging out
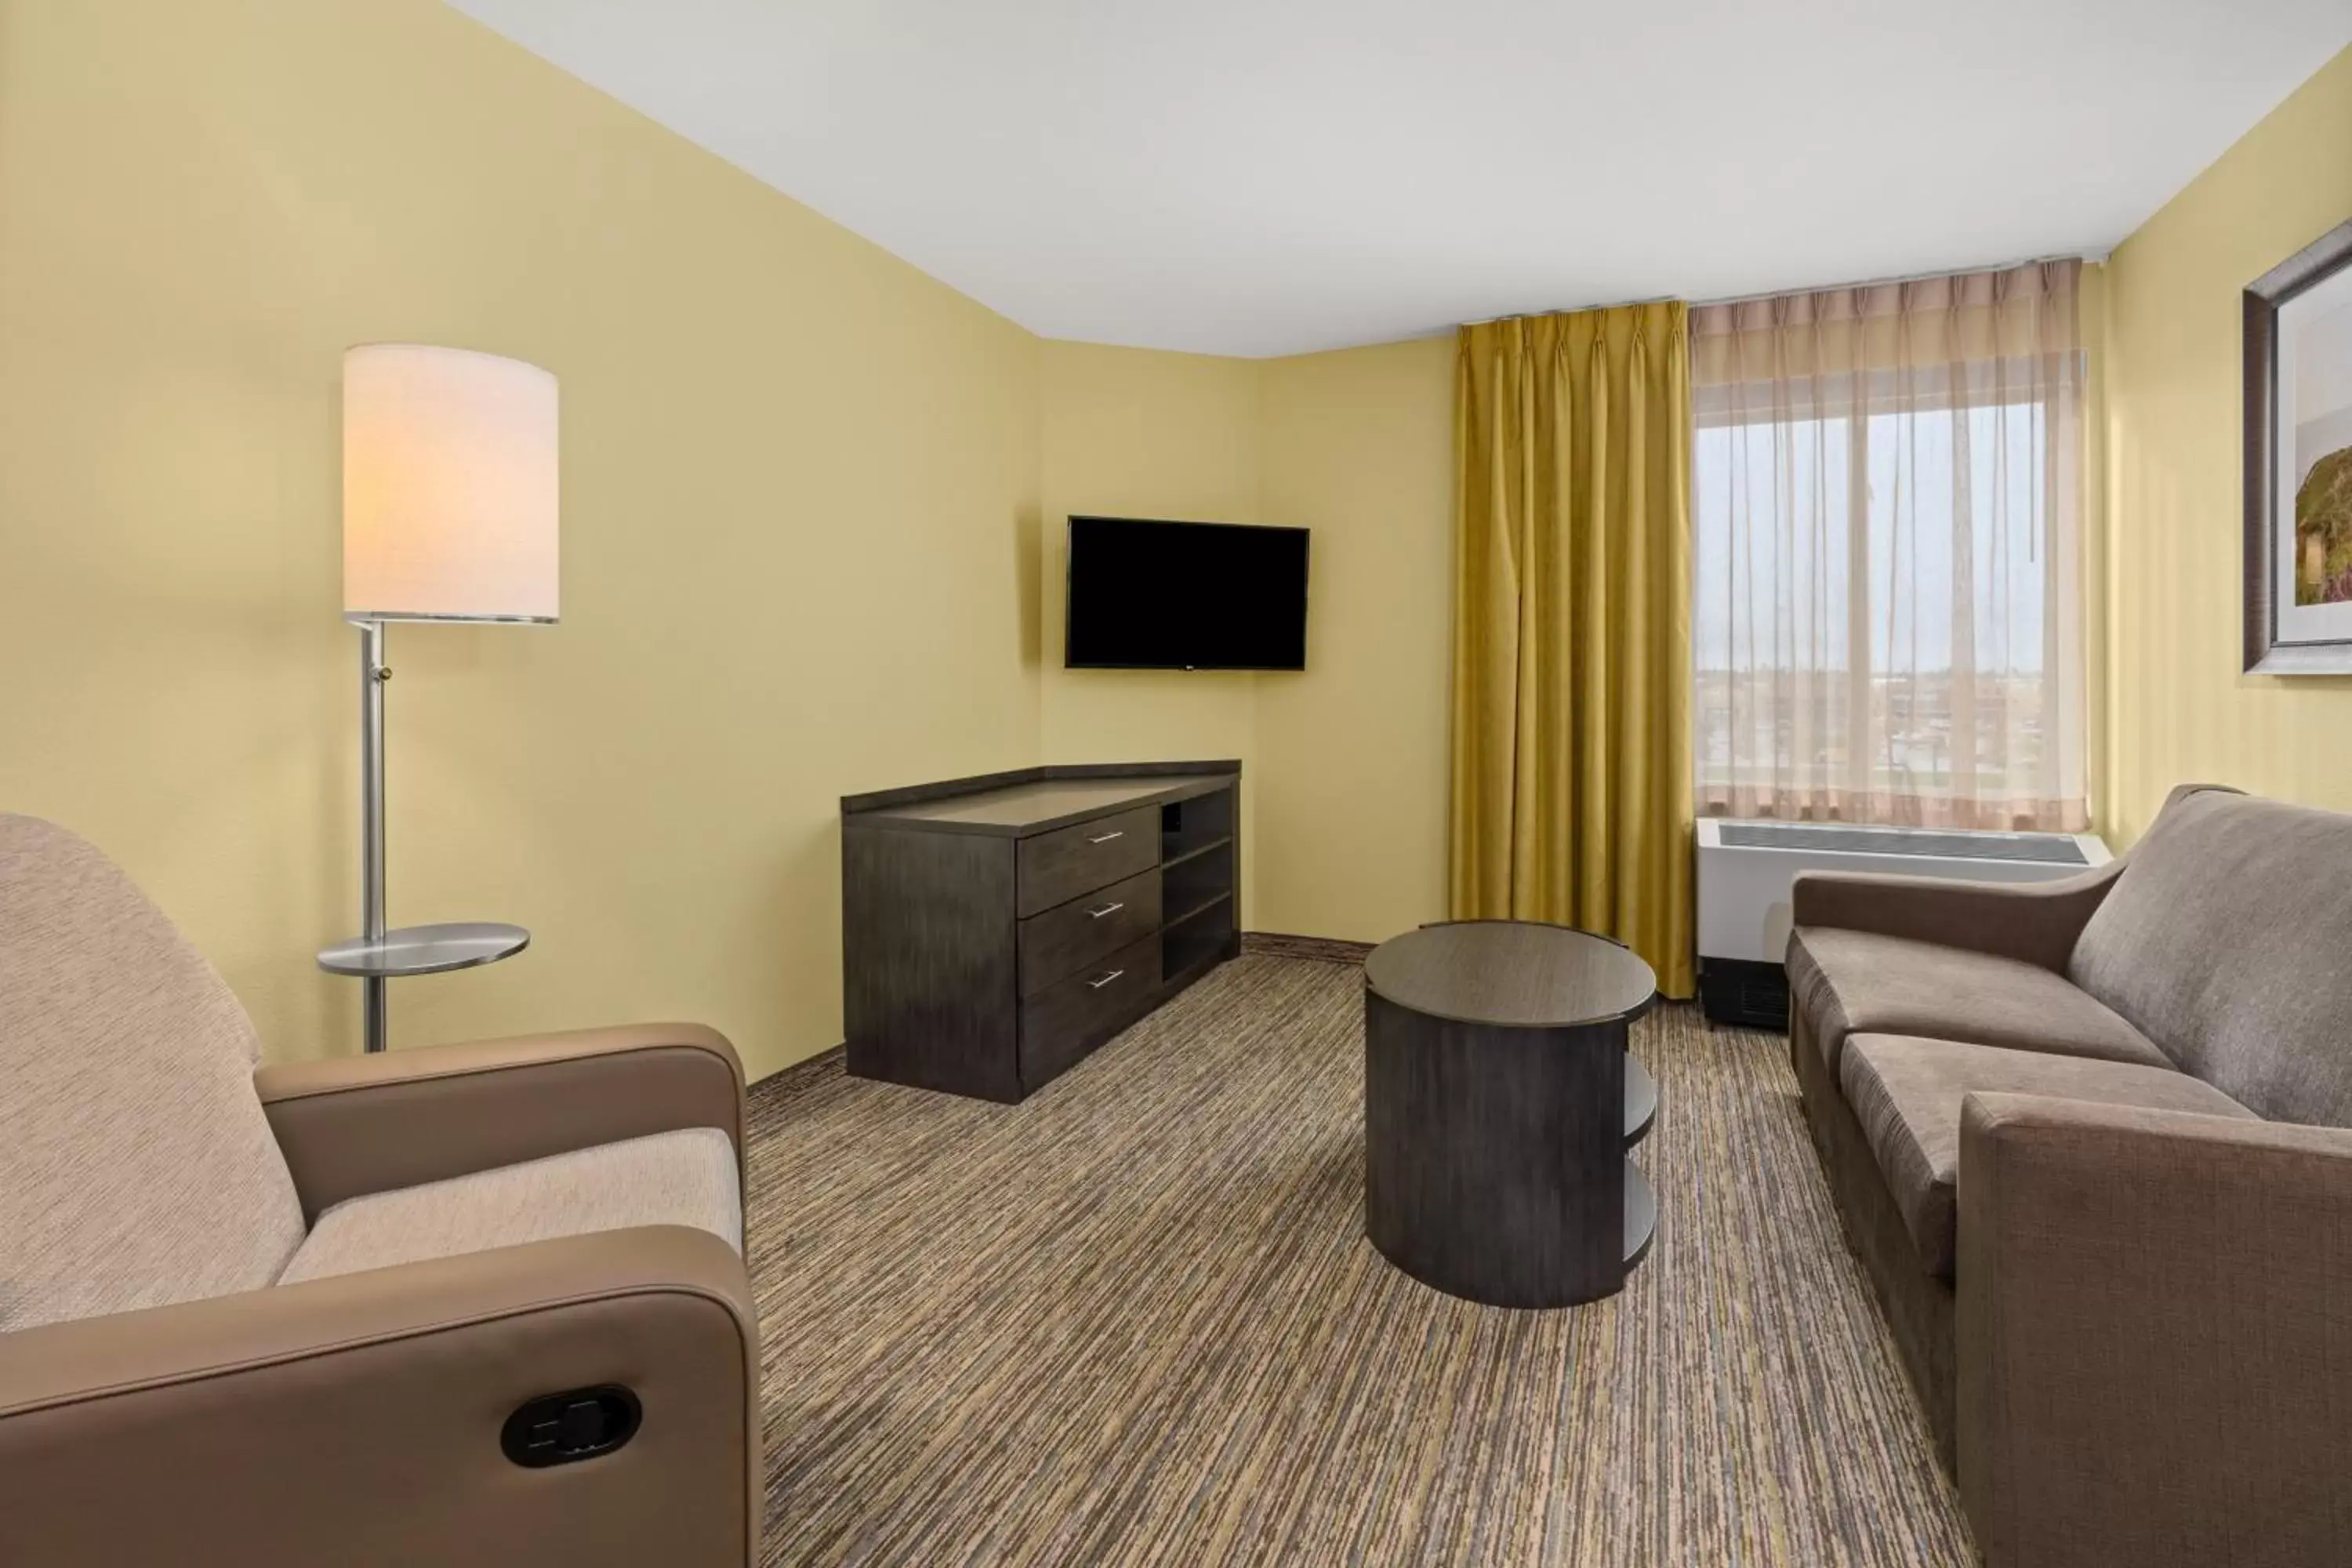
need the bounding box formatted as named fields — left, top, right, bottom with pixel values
left=1063, top=516, right=1310, bottom=671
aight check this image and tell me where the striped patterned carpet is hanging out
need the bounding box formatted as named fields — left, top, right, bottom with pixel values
left=744, top=950, right=1974, bottom=1566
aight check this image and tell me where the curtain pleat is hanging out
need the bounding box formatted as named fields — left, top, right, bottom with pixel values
left=1450, top=305, right=1695, bottom=998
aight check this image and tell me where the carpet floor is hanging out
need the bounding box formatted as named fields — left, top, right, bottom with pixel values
left=744, top=952, right=1976, bottom=1566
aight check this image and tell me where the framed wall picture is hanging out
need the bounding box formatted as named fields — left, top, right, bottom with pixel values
left=2246, top=218, right=2352, bottom=674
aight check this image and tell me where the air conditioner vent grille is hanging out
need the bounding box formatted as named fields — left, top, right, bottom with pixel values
left=1715, top=822, right=2087, bottom=866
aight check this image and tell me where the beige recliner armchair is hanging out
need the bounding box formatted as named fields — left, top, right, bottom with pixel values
left=0, top=815, right=761, bottom=1566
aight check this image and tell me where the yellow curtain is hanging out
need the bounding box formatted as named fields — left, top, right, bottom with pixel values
left=1449, top=304, right=1695, bottom=997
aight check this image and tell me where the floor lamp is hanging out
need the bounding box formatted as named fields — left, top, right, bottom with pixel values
left=318, top=344, right=560, bottom=1052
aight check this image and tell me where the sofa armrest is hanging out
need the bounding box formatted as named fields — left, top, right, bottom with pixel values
left=1788, top=785, right=2240, bottom=971
left=1956, top=1093, right=2352, bottom=1567
left=1790, top=862, right=2122, bottom=970
left=0, top=1226, right=757, bottom=1566
left=256, top=1022, right=745, bottom=1220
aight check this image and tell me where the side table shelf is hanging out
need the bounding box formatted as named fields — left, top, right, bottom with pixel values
left=1625, top=1054, right=1658, bottom=1145
left=318, top=921, right=530, bottom=978
left=1624, top=1163, right=1658, bottom=1268
left=1624, top=1051, right=1659, bottom=1267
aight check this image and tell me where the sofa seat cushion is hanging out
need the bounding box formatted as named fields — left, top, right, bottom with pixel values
left=277, top=1127, right=740, bottom=1286
left=1788, top=927, right=2168, bottom=1076
left=1838, top=1033, right=2255, bottom=1280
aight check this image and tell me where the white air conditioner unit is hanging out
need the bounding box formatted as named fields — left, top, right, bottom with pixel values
left=1695, top=818, right=2112, bottom=1029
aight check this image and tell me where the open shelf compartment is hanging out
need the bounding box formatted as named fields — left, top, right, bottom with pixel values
left=1162, top=838, right=1233, bottom=927
left=1160, top=797, right=1236, bottom=982
left=1160, top=789, right=1235, bottom=863
left=1163, top=890, right=1235, bottom=981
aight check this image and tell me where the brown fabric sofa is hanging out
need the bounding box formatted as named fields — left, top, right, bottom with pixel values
left=1787, top=783, right=2352, bottom=1567
left=0, top=815, right=762, bottom=1566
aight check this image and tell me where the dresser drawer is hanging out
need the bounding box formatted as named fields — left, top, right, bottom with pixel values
left=1018, top=866, right=1161, bottom=996
left=1016, top=806, right=1159, bottom=916
left=1020, top=933, right=1163, bottom=1091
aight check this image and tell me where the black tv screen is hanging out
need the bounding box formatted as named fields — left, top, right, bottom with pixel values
left=1064, top=516, right=1309, bottom=671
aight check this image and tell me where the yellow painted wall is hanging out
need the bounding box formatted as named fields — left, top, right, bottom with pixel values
left=23, top=0, right=2323, bottom=1084
left=1037, top=342, right=1266, bottom=918
left=2103, top=45, right=2352, bottom=840
left=1034, top=337, right=1457, bottom=947
left=0, top=0, right=1043, bottom=1077
left=1258, top=338, right=1457, bottom=942
left=0, top=0, right=1420, bottom=1085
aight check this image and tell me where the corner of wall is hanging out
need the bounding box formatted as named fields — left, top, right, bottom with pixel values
left=1035, top=341, right=1272, bottom=917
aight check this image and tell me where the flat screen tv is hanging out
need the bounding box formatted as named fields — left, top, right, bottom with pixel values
left=1064, top=516, right=1310, bottom=671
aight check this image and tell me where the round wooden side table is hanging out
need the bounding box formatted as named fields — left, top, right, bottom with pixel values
left=1363, top=920, right=1659, bottom=1308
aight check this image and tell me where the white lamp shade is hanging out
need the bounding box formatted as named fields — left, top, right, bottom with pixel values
left=343, top=344, right=559, bottom=622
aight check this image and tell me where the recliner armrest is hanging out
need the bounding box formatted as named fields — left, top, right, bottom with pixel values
left=256, top=1022, right=746, bottom=1219
left=1956, top=1092, right=2352, bottom=1567
left=0, top=1225, right=758, bottom=1566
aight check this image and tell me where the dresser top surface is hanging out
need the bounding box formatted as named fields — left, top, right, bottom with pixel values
left=851, top=772, right=1233, bottom=836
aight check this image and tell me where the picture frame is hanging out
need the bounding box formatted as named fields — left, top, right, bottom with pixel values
left=2244, top=217, right=2352, bottom=675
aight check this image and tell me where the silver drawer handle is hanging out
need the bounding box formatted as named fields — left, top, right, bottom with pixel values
left=1087, top=829, right=1125, bottom=844
left=1086, top=968, right=1125, bottom=989
left=1087, top=901, right=1125, bottom=920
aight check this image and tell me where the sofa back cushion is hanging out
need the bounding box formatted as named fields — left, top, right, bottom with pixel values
left=0, top=815, right=305, bottom=1330
left=2069, top=790, right=2352, bottom=1126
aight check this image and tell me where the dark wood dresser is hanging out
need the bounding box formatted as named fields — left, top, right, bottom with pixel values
left=841, top=761, right=1241, bottom=1102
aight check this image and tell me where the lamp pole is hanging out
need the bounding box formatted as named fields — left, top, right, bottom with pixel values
left=358, top=619, right=389, bottom=1053
left=319, top=614, right=528, bottom=1051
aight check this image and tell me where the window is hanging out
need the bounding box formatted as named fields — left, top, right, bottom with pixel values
left=1688, top=263, right=2088, bottom=831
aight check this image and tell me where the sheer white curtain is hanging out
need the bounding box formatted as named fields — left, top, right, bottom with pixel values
left=1689, top=260, right=2088, bottom=831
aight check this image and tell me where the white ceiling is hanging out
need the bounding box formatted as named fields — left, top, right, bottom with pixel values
left=449, top=0, right=2350, bottom=358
